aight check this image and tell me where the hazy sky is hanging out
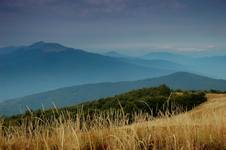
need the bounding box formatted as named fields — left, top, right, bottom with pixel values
left=0, top=0, right=226, bottom=54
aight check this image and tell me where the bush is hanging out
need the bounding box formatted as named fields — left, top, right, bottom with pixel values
left=3, top=85, right=207, bottom=126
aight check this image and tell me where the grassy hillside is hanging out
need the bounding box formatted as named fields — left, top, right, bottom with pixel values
left=1, top=89, right=225, bottom=149
left=1, top=72, right=224, bottom=116
left=3, top=85, right=207, bottom=126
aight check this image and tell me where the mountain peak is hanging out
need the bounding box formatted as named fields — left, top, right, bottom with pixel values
left=29, top=41, right=69, bottom=52
left=104, top=51, right=125, bottom=58
left=30, top=41, right=46, bottom=47
left=107, top=51, right=119, bottom=55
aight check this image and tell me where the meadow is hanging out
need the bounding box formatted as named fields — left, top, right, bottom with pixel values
left=0, top=91, right=225, bottom=149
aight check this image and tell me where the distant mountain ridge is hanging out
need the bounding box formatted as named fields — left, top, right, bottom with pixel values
left=143, top=52, right=188, bottom=60
left=1, top=72, right=226, bottom=116
left=1, top=41, right=226, bottom=101
left=0, top=42, right=175, bottom=101
left=28, top=41, right=71, bottom=53
left=103, top=51, right=126, bottom=58
left=142, top=52, right=226, bottom=79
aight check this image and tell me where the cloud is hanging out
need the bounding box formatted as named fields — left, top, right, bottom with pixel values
left=0, top=0, right=188, bottom=17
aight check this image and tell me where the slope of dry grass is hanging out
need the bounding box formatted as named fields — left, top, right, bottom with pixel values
left=0, top=94, right=226, bottom=150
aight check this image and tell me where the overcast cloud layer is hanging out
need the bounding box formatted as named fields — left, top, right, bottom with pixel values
left=0, top=0, right=226, bottom=53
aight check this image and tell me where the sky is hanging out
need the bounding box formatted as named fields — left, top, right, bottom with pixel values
left=0, top=0, right=226, bottom=54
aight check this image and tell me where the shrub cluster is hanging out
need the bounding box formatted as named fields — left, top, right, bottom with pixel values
left=3, top=85, right=207, bottom=126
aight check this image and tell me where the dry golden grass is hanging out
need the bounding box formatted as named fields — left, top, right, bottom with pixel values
left=0, top=94, right=226, bottom=150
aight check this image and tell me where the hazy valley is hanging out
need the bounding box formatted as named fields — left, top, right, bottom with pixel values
left=0, top=42, right=226, bottom=116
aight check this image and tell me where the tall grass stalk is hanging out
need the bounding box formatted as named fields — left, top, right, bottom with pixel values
left=0, top=94, right=225, bottom=150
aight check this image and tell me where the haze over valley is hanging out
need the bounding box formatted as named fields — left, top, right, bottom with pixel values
left=0, top=41, right=226, bottom=115
left=0, top=41, right=226, bottom=102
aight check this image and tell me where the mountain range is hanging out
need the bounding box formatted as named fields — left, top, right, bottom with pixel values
left=142, top=52, right=226, bottom=79
left=1, top=41, right=226, bottom=115
left=1, top=72, right=226, bottom=116
left=0, top=42, right=177, bottom=101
